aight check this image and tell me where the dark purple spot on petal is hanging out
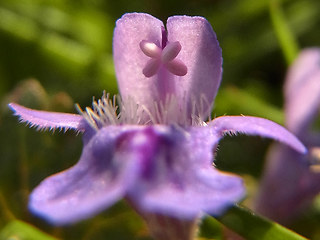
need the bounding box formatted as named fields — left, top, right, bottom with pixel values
left=115, top=128, right=173, bottom=180
left=161, top=26, right=168, bottom=48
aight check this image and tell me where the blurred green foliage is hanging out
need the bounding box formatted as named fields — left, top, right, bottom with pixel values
left=1, top=0, right=320, bottom=239
left=0, top=220, right=58, bottom=240
left=217, top=206, right=307, bottom=240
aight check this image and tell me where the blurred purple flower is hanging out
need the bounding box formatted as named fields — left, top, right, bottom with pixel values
left=9, top=13, right=306, bottom=226
left=255, top=48, right=320, bottom=224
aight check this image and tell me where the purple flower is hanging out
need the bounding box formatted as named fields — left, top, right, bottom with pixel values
left=255, top=48, right=320, bottom=224
left=9, top=13, right=306, bottom=226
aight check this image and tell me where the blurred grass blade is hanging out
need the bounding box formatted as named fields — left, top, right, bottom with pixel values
left=39, top=33, right=93, bottom=78
left=215, top=205, right=307, bottom=240
left=0, top=192, right=15, bottom=223
left=0, top=7, right=39, bottom=42
left=269, top=0, right=299, bottom=65
left=199, top=216, right=222, bottom=239
left=0, top=220, right=58, bottom=240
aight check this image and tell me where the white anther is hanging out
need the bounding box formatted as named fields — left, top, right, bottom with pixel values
left=140, top=40, right=187, bottom=77
left=140, top=40, right=162, bottom=58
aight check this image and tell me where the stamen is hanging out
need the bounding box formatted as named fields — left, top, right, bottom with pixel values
left=143, top=59, right=161, bottom=78
left=140, top=39, right=187, bottom=78
left=161, top=41, right=182, bottom=63
left=140, top=40, right=161, bottom=58
left=165, top=59, right=187, bottom=76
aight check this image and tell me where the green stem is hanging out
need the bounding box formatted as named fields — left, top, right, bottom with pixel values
left=215, top=205, right=307, bottom=240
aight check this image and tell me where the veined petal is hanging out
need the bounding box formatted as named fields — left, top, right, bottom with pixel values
left=29, top=126, right=141, bottom=225
left=208, top=116, right=307, bottom=154
left=284, top=48, right=320, bottom=135
left=134, top=168, right=244, bottom=219
left=166, top=16, right=222, bottom=119
left=113, top=13, right=164, bottom=115
left=9, top=103, right=85, bottom=132
left=127, top=125, right=244, bottom=218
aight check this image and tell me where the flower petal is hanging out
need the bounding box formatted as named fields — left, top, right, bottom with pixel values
left=208, top=116, right=307, bottom=154
left=284, top=48, right=320, bottom=136
left=134, top=168, right=244, bottom=219
left=255, top=144, right=320, bottom=223
left=166, top=16, right=222, bottom=118
left=9, top=103, right=85, bottom=132
left=29, top=126, right=141, bottom=225
left=127, top=126, right=244, bottom=218
left=113, top=13, right=164, bottom=115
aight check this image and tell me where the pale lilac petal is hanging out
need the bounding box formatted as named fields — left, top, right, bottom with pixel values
left=114, top=14, right=222, bottom=121
left=166, top=16, right=222, bottom=118
left=113, top=13, right=164, bottom=112
left=255, top=49, right=320, bottom=224
left=284, top=48, right=320, bottom=135
left=134, top=169, right=244, bottom=219
left=29, top=126, right=141, bottom=225
left=208, top=116, right=307, bottom=154
left=128, top=126, right=244, bottom=218
left=255, top=144, right=320, bottom=223
left=9, top=103, right=85, bottom=132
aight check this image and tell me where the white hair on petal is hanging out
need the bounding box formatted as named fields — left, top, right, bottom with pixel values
left=76, top=91, right=147, bottom=130
left=77, top=91, right=209, bottom=130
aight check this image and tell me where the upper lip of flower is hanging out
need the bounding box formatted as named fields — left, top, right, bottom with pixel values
left=113, top=13, right=223, bottom=124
